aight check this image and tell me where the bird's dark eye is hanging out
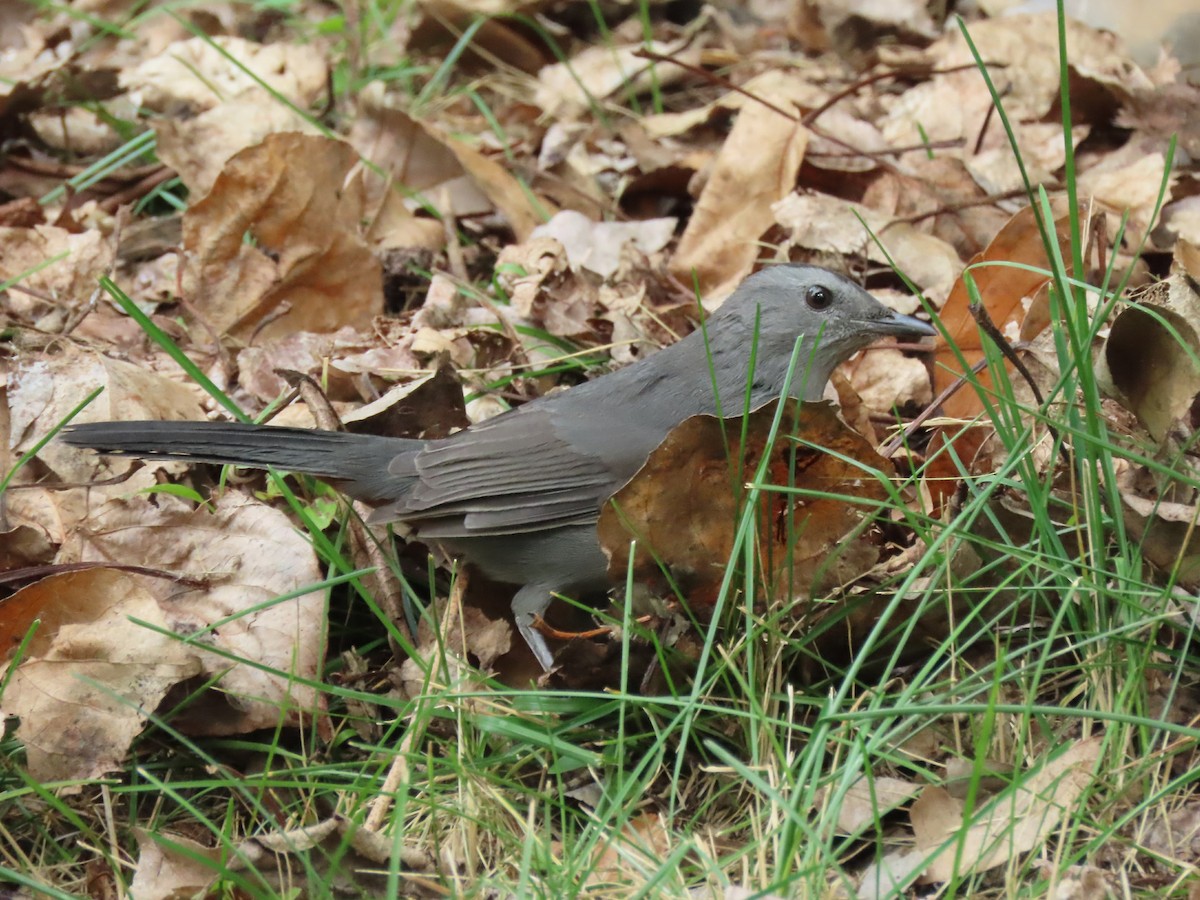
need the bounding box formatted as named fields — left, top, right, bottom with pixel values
left=806, top=285, right=833, bottom=310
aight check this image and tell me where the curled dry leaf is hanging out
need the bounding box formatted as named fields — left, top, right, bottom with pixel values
left=815, top=0, right=941, bottom=47
left=0, top=16, right=72, bottom=118
left=342, top=363, right=470, bottom=442
left=29, top=104, right=128, bottom=156
left=1142, top=801, right=1200, bottom=866
left=921, top=14, right=1150, bottom=127
left=10, top=347, right=206, bottom=485
left=805, top=106, right=891, bottom=175
left=120, top=36, right=327, bottom=118
left=1078, top=147, right=1173, bottom=247
left=641, top=69, right=829, bottom=141
left=910, top=738, right=1101, bottom=883
left=492, top=214, right=677, bottom=340
left=128, top=815, right=427, bottom=899
left=1102, top=271, right=1200, bottom=441
left=4, top=349, right=208, bottom=567
left=494, top=235, right=580, bottom=333
left=967, top=122, right=1089, bottom=196
left=397, top=604, right=514, bottom=698
left=1116, top=460, right=1200, bottom=591
left=407, top=0, right=548, bottom=74
left=182, top=132, right=383, bottom=342
left=584, top=811, right=672, bottom=890
left=932, top=201, right=1080, bottom=419
left=1098, top=249, right=1200, bottom=591
left=599, top=399, right=893, bottom=617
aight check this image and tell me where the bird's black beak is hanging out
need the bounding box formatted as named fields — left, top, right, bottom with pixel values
left=870, top=310, right=937, bottom=340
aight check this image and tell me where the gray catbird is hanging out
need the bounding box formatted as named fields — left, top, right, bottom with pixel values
left=62, top=264, right=935, bottom=669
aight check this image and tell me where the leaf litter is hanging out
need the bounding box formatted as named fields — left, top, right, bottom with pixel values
left=1, top=0, right=1199, bottom=894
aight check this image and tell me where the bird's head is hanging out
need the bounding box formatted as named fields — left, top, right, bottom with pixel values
left=709, top=264, right=936, bottom=399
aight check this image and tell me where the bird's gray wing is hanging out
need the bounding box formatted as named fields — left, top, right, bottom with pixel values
left=370, top=404, right=634, bottom=537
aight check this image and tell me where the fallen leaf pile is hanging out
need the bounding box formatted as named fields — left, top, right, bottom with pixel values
left=2, top=0, right=1200, bottom=894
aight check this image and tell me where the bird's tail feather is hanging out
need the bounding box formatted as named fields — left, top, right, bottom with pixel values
left=62, top=421, right=420, bottom=503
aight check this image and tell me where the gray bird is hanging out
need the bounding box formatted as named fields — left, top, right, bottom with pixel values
left=62, top=264, right=935, bottom=669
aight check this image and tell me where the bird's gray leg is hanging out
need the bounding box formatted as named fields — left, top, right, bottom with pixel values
left=512, top=584, right=556, bottom=670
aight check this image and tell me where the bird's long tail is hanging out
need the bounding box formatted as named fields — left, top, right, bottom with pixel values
left=62, top=420, right=421, bottom=504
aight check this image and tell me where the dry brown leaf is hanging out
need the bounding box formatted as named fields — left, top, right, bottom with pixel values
left=4, top=349, right=209, bottom=566
left=55, top=492, right=328, bottom=737
left=1160, top=196, right=1200, bottom=249
left=1115, top=460, right=1200, bottom=590
left=879, top=66, right=995, bottom=165
left=1102, top=270, right=1200, bottom=441
left=773, top=193, right=962, bottom=305
left=966, top=122, right=1088, bottom=196
left=816, top=0, right=940, bottom=46
left=120, top=37, right=327, bottom=117
left=863, top=159, right=1011, bottom=262
left=408, top=0, right=548, bottom=73
left=599, top=399, right=892, bottom=615
left=29, top=104, right=128, bottom=156
left=932, top=202, right=1079, bottom=419
left=585, top=811, right=672, bottom=889
left=127, top=828, right=222, bottom=900
left=530, top=209, right=676, bottom=280
left=1078, top=146, right=1173, bottom=247
left=642, top=69, right=830, bottom=141
left=342, top=364, right=470, bottom=441
left=930, top=13, right=1151, bottom=121
left=805, top=107, right=889, bottom=175
left=0, top=224, right=115, bottom=329
left=846, top=347, right=932, bottom=412
left=1073, top=0, right=1200, bottom=72
left=182, top=132, right=383, bottom=342
left=1117, top=79, right=1200, bottom=170
left=857, top=848, right=927, bottom=899
left=397, top=604, right=514, bottom=697
left=0, top=569, right=204, bottom=783
left=349, top=83, right=548, bottom=242
left=1142, top=801, right=1200, bottom=866
left=121, top=36, right=328, bottom=196
left=0, top=18, right=70, bottom=118
left=493, top=235, right=600, bottom=338
left=911, top=738, right=1101, bottom=883
left=227, top=815, right=428, bottom=894
left=672, top=96, right=808, bottom=300
left=536, top=38, right=701, bottom=120
left=11, top=347, right=206, bottom=485
left=156, top=103, right=324, bottom=201
left=128, top=815, right=427, bottom=898
left=822, top=775, right=922, bottom=834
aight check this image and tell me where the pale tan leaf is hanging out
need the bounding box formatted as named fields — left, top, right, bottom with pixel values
left=672, top=99, right=808, bottom=299
left=0, top=569, right=203, bottom=783
left=58, top=492, right=328, bottom=736
left=122, top=36, right=329, bottom=195
left=128, top=828, right=221, bottom=900
left=912, top=738, right=1101, bottom=882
